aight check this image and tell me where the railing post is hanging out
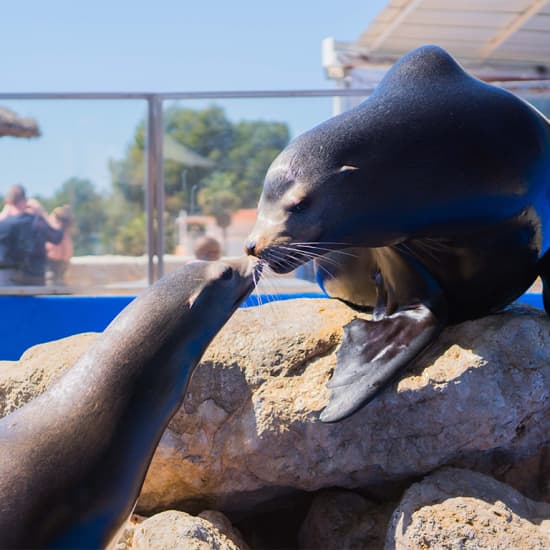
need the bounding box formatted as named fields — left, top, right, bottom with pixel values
left=146, top=95, right=164, bottom=283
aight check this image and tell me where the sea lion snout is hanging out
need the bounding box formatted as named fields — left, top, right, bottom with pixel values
left=220, top=254, right=259, bottom=276
left=244, top=233, right=274, bottom=259
left=245, top=239, right=257, bottom=257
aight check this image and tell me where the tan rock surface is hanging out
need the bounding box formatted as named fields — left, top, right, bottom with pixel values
left=1, top=299, right=549, bottom=518
left=298, top=489, right=395, bottom=550
left=0, top=333, right=98, bottom=416
left=140, top=300, right=550, bottom=513
left=130, top=509, right=244, bottom=550
left=385, top=468, right=550, bottom=549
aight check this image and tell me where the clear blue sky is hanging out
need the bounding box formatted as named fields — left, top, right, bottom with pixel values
left=1, top=0, right=386, bottom=195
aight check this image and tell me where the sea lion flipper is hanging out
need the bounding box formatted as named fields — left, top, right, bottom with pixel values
left=320, top=305, right=442, bottom=423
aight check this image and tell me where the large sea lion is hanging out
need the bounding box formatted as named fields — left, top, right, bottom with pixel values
left=0, top=256, right=257, bottom=549
left=246, top=45, right=550, bottom=423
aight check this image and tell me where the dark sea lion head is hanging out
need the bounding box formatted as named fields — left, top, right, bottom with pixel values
left=181, top=255, right=258, bottom=311
left=246, top=45, right=545, bottom=274
left=116, top=255, right=259, bottom=361
left=244, top=127, right=368, bottom=274
left=244, top=46, right=462, bottom=273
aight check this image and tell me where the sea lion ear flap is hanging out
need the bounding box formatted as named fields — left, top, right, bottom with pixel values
left=337, top=165, right=360, bottom=174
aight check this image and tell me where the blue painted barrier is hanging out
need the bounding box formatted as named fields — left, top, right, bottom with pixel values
left=0, top=292, right=544, bottom=361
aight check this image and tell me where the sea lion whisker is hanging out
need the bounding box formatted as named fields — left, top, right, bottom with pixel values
left=262, top=250, right=289, bottom=272
left=279, top=248, right=344, bottom=269
left=291, top=244, right=360, bottom=261
left=276, top=245, right=320, bottom=264
left=276, top=248, right=343, bottom=274
left=254, top=272, right=286, bottom=322
left=313, top=261, right=337, bottom=282
left=252, top=269, right=265, bottom=309
left=293, top=241, right=356, bottom=247
left=276, top=244, right=326, bottom=261
left=263, top=247, right=307, bottom=272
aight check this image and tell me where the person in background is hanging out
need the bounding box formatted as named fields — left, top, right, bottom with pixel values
left=193, top=235, right=222, bottom=261
left=46, top=205, right=74, bottom=286
left=0, top=184, right=63, bottom=286
left=0, top=186, right=24, bottom=284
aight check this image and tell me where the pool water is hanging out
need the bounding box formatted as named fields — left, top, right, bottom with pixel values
left=0, top=292, right=544, bottom=361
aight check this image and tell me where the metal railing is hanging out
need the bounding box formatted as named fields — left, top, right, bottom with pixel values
left=0, top=81, right=548, bottom=288
left=2, top=89, right=380, bottom=285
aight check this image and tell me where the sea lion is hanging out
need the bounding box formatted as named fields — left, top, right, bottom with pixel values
left=245, top=45, right=550, bottom=423
left=0, top=256, right=257, bottom=549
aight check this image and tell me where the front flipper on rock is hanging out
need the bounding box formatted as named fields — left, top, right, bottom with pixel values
left=320, top=304, right=443, bottom=422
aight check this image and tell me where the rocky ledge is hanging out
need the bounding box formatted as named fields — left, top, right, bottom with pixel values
left=1, top=298, right=549, bottom=548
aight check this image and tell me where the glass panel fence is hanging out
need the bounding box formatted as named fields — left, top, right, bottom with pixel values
left=159, top=95, right=338, bottom=299
left=1, top=84, right=547, bottom=298
left=0, top=98, right=148, bottom=294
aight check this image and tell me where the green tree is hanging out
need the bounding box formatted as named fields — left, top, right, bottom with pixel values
left=108, top=122, right=147, bottom=206
left=108, top=104, right=290, bottom=255
left=100, top=188, right=144, bottom=255
left=198, top=172, right=241, bottom=251
left=229, top=120, right=290, bottom=206
left=113, top=211, right=146, bottom=256
left=41, top=177, right=106, bottom=256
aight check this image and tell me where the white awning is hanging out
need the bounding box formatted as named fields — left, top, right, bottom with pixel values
left=324, top=0, right=550, bottom=83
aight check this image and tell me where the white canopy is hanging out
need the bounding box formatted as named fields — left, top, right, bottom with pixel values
left=324, top=0, right=550, bottom=84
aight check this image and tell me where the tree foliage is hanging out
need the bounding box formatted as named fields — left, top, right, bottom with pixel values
left=110, top=104, right=290, bottom=218
left=35, top=104, right=289, bottom=256
left=39, top=177, right=106, bottom=256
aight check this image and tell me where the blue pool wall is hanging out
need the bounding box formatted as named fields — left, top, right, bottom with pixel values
left=0, top=292, right=544, bottom=361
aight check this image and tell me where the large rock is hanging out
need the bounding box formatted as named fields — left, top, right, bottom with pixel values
left=1, top=299, right=549, bottom=517
left=0, top=333, right=98, bottom=416
left=298, top=489, right=394, bottom=549
left=140, top=300, right=550, bottom=513
left=385, top=468, right=550, bottom=549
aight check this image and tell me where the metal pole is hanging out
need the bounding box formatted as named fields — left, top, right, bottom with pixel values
left=146, top=95, right=164, bottom=284
left=154, top=96, right=165, bottom=279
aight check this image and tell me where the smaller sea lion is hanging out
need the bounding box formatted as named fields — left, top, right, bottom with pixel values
left=0, top=256, right=257, bottom=549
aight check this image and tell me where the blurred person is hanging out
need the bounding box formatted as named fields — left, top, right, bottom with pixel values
left=46, top=205, right=74, bottom=286
left=26, top=197, right=48, bottom=218
left=0, top=184, right=28, bottom=283
left=193, top=235, right=221, bottom=261
left=0, top=185, right=63, bottom=286
left=0, top=183, right=26, bottom=220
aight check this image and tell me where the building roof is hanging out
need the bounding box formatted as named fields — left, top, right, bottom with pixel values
left=324, top=0, right=550, bottom=83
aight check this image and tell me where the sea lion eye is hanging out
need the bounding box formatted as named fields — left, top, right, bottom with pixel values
left=287, top=199, right=309, bottom=214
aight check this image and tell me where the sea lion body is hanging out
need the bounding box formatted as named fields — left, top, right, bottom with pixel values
left=246, top=45, right=550, bottom=422
left=0, top=257, right=256, bottom=548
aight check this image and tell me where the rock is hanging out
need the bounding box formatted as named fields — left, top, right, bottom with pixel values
left=385, top=468, right=550, bottom=549
left=197, top=511, right=250, bottom=550
left=0, top=333, right=98, bottom=417
left=139, top=300, right=550, bottom=513
left=1, top=299, right=549, bottom=518
left=113, top=521, right=136, bottom=550
left=298, top=489, right=394, bottom=550
left=131, top=510, right=245, bottom=550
